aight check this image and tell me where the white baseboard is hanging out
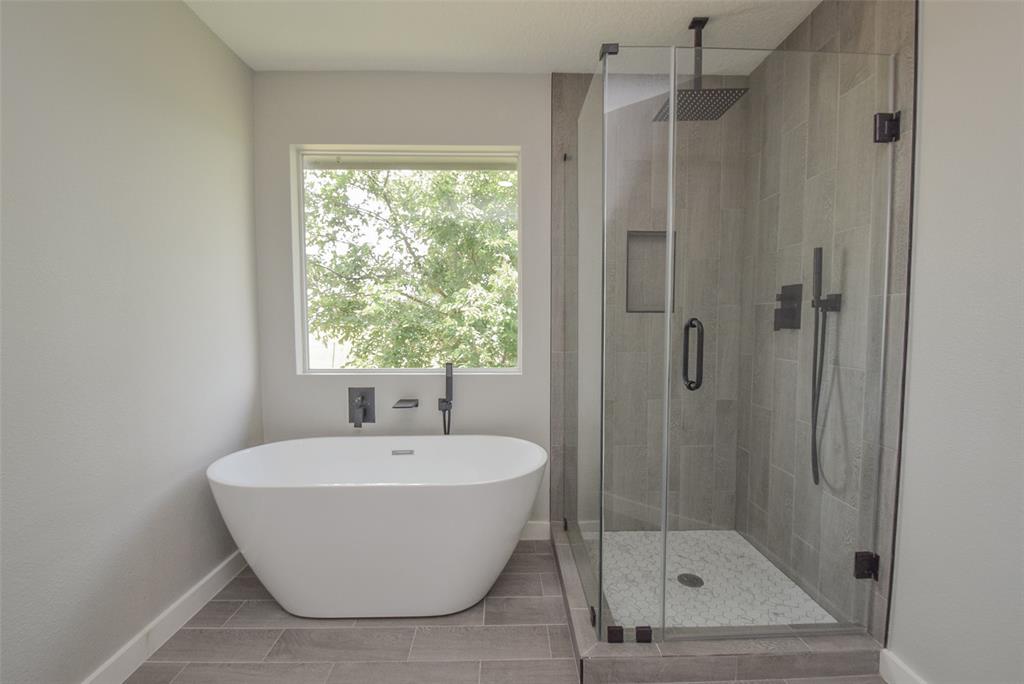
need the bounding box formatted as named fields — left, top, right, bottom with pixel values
left=880, top=649, right=929, bottom=684
left=81, top=551, right=245, bottom=684
left=520, top=520, right=551, bottom=540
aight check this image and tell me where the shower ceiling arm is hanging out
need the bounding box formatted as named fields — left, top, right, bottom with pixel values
left=689, top=16, right=708, bottom=91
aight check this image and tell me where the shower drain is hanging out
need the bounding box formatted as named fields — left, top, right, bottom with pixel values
left=677, top=573, right=704, bottom=588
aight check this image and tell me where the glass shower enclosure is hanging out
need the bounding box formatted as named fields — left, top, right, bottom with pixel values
left=567, top=43, right=896, bottom=640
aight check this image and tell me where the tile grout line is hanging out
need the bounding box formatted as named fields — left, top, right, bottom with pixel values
left=406, top=625, right=417, bottom=661
left=260, top=629, right=285, bottom=662
left=218, top=600, right=246, bottom=628
left=547, top=625, right=554, bottom=659
left=165, top=662, right=187, bottom=684
left=477, top=660, right=483, bottom=684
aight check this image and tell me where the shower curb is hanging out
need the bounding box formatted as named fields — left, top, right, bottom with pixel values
left=550, top=527, right=881, bottom=683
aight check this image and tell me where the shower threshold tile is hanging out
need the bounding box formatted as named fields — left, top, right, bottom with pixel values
left=657, top=637, right=809, bottom=657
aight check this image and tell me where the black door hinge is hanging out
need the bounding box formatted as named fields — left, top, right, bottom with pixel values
left=635, top=625, right=653, bottom=643
left=589, top=605, right=596, bottom=626
left=854, top=551, right=881, bottom=580
left=874, top=112, right=901, bottom=143
left=563, top=517, right=568, bottom=532
left=607, top=625, right=624, bottom=643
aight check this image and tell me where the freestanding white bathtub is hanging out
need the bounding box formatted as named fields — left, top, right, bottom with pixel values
left=207, top=435, right=547, bottom=618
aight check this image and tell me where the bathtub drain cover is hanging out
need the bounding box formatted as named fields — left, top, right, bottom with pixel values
left=677, top=573, right=704, bottom=588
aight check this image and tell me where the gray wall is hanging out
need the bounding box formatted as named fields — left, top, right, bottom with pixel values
left=888, top=1, right=1024, bottom=681
left=0, top=3, right=261, bottom=682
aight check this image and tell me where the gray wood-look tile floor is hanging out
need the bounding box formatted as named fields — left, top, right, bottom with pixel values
left=125, top=540, right=579, bottom=684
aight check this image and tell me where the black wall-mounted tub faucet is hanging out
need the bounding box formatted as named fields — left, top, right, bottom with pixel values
left=348, top=387, right=375, bottom=428
left=438, top=363, right=453, bottom=435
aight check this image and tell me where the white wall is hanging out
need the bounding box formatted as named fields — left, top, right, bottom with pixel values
left=253, top=72, right=552, bottom=526
left=0, top=3, right=261, bottom=683
left=886, top=2, right=1024, bottom=683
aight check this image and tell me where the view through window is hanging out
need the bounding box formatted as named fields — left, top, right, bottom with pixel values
left=299, top=149, right=520, bottom=370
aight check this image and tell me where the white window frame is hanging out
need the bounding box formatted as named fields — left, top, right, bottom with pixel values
left=290, top=144, right=524, bottom=375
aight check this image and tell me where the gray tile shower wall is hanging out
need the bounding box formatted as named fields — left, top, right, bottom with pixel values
left=733, top=0, right=915, bottom=636
left=549, top=0, right=914, bottom=641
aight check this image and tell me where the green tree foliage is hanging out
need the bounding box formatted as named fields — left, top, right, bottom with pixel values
left=303, top=167, right=519, bottom=368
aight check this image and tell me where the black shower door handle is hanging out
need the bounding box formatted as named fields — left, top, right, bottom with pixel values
left=682, top=317, right=704, bottom=391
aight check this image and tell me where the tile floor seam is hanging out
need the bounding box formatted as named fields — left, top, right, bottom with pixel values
left=547, top=625, right=554, bottom=658
left=260, top=629, right=285, bottom=661
left=219, top=600, right=245, bottom=627
left=477, top=660, right=483, bottom=684
left=165, top=662, right=187, bottom=684
left=407, top=625, right=418, bottom=662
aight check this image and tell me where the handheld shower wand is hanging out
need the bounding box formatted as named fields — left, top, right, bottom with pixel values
left=810, top=248, right=841, bottom=485
left=438, top=362, right=453, bottom=435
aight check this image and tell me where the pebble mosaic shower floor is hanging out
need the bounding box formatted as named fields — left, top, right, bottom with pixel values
left=597, top=530, right=836, bottom=628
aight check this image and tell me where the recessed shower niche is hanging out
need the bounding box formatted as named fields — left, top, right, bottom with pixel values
left=626, top=231, right=676, bottom=313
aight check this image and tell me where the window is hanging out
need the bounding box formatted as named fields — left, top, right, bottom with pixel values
left=295, top=146, right=521, bottom=372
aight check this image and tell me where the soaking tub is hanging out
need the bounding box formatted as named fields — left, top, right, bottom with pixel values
left=207, top=435, right=547, bottom=618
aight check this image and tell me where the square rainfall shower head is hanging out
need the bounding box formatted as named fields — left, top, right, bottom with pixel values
left=653, top=87, right=748, bottom=122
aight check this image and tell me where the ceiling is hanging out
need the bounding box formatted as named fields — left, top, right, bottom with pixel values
left=185, top=0, right=819, bottom=74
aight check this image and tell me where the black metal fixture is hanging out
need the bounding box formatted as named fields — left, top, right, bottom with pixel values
left=773, top=283, right=804, bottom=330
left=682, top=317, right=704, bottom=391
left=607, top=625, right=624, bottom=643
left=635, top=625, right=653, bottom=643
left=874, top=111, right=901, bottom=143
left=854, top=551, right=881, bottom=580
left=653, top=17, right=748, bottom=122
left=437, top=362, right=454, bottom=435
left=347, top=387, right=375, bottom=428
left=599, top=43, right=619, bottom=60
left=810, top=247, right=842, bottom=485
left=392, top=398, right=419, bottom=409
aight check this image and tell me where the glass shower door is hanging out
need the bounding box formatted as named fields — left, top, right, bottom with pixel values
left=662, top=45, right=895, bottom=636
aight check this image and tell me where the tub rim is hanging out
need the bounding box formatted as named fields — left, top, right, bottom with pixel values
left=206, top=434, right=548, bottom=490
